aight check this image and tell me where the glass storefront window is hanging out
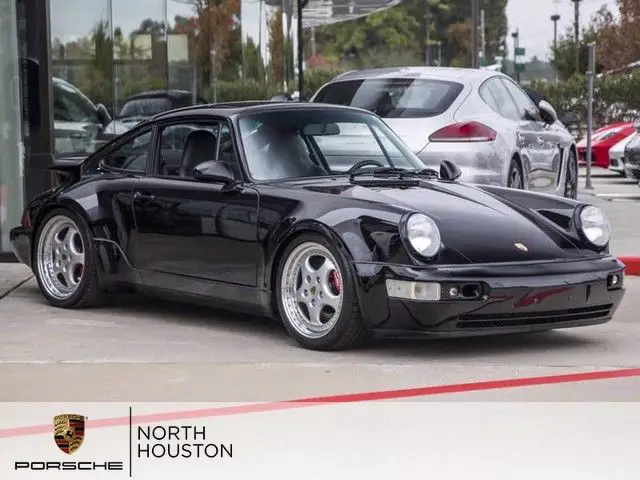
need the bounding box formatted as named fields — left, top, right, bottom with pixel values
left=0, top=0, right=25, bottom=252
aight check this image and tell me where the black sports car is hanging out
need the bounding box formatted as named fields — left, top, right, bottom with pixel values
left=10, top=102, right=626, bottom=351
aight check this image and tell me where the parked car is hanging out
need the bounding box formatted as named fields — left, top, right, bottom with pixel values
left=608, top=130, right=637, bottom=177
left=622, top=132, right=640, bottom=180
left=310, top=67, right=580, bottom=198
left=10, top=102, right=625, bottom=350
left=20, top=59, right=121, bottom=154
left=576, top=122, right=635, bottom=169
left=51, top=77, right=125, bottom=154
left=104, top=90, right=208, bottom=135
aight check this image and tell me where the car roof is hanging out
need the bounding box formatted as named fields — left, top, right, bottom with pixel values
left=150, top=101, right=373, bottom=121
left=329, top=66, right=500, bottom=83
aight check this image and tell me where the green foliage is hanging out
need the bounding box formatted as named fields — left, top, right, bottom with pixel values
left=530, top=74, right=640, bottom=134
left=550, top=27, right=604, bottom=81
left=313, top=0, right=508, bottom=68
left=303, top=68, right=345, bottom=97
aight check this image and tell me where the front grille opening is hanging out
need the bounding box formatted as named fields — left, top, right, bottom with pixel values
left=455, top=303, right=613, bottom=329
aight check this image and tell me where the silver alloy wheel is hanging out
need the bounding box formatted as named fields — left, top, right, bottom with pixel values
left=509, top=166, right=523, bottom=189
left=280, top=242, right=344, bottom=339
left=36, top=215, right=85, bottom=300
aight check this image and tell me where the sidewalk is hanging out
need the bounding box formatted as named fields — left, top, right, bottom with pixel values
left=0, top=264, right=31, bottom=299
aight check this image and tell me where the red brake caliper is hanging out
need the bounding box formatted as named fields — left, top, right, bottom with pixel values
left=329, top=271, right=341, bottom=295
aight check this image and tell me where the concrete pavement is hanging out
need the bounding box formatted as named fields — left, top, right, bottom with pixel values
left=0, top=168, right=638, bottom=403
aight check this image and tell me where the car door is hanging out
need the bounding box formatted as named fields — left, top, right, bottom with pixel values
left=129, top=116, right=260, bottom=287
left=479, top=78, right=539, bottom=187
left=501, top=78, right=559, bottom=192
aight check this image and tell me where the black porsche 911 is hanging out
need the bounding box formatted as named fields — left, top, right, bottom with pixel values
left=10, top=102, right=625, bottom=350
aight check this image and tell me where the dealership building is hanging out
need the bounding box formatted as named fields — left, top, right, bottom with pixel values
left=0, top=0, right=401, bottom=259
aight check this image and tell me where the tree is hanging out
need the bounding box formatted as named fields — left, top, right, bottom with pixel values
left=312, top=0, right=508, bottom=68
left=267, top=8, right=285, bottom=87
left=551, top=26, right=603, bottom=80
left=594, top=2, right=640, bottom=71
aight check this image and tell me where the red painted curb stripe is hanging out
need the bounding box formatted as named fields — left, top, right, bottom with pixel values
left=1, top=367, right=640, bottom=439
left=619, top=256, right=640, bottom=276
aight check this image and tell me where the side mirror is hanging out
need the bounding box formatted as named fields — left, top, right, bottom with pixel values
left=538, top=100, right=558, bottom=124
left=193, top=161, right=236, bottom=187
left=440, top=159, right=462, bottom=181
left=560, top=111, right=580, bottom=127
left=96, top=103, right=112, bottom=126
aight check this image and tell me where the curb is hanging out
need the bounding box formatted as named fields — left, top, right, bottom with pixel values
left=619, top=257, right=640, bottom=276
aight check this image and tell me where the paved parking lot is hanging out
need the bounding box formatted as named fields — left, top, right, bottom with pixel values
left=0, top=167, right=638, bottom=403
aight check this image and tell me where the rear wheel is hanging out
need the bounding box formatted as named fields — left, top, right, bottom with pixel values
left=34, top=208, right=104, bottom=308
left=564, top=150, right=578, bottom=199
left=507, top=158, right=524, bottom=189
left=276, top=233, right=367, bottom=351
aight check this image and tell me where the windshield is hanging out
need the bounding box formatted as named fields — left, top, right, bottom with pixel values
left=237, top=109, right=424, bottom=181
left=118, top=98, right=173, bottom=118
left=313, top=78, right=463, bottom=118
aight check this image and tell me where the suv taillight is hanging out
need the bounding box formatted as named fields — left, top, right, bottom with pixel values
left=429, top=121, right=497, bottom=142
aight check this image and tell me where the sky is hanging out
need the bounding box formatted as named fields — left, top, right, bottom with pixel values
left=50, top=0, right=620, bottom=63
left=506, top=0, right=619, bottom=61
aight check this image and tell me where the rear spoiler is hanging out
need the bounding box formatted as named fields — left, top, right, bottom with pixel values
left=49, top=155, right=88, bottom=185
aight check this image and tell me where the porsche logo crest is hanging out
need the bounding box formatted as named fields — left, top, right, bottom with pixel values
left=514, top=242, right=528, bottom=252
left=53, top=414, right=86, bottom=454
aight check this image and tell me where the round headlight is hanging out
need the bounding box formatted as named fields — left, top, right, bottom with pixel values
left=579, top=205, right=612, bottom=247
left=405, top=213, right=441, bottom=258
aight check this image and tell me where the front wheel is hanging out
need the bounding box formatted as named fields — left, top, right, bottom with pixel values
left=276, top=233, right=367, bottom=350
left=33, top=208, right=104, bottom=308
left=507, top=158, right=524, bottom=190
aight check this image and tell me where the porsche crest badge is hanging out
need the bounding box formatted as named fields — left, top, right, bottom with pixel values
left=53, top=414, right=86, bottom=454
left=514, top=242, right=528, bottom=252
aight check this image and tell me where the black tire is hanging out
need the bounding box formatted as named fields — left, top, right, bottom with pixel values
left=507, top=158, right=524, bottom=189
left=275, top=232, right=368, bottom=351
left=33, top=208, right=105, bottom=309
left=564, top=150, right=579, bottom=199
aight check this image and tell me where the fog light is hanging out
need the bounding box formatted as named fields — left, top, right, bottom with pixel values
left=449, top=287, right=459, bottom=297
left=612, top=275, right=619, bottom=286
left=386, top=280, right=441, bottom=301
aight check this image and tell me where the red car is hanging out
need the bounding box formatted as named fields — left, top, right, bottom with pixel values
left=577, top=122, right=635, bottom=169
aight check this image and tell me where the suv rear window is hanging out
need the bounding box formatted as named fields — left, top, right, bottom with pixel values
left=313, top=78, right=463, bottom=118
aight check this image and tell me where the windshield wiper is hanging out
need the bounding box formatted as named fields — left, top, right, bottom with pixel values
left=348, top=167, right=407, bottom=179
left=349, top=167, right=440, bottom=181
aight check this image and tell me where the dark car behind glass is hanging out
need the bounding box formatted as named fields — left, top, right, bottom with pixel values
left=104, top=90, right=208, bottom=135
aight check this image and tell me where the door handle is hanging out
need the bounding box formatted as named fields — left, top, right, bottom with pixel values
left=134, top=191, right=155, bottom=202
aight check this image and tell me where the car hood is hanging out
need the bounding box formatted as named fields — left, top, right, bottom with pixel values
left=295, top=179, right=579, bottom=263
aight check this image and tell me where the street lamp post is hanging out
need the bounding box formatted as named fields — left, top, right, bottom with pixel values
left=511, top=30, right=520, bottom=82
left=551, top=14, right=560, bottom=83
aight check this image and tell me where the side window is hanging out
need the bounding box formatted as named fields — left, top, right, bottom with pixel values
left=156, top=121, right=240, bottom=179
left=101, top=129, right=152, bottom=172
left=501, top=79, right=542, bottom=121
left=481, top=79, right=520, bottom=121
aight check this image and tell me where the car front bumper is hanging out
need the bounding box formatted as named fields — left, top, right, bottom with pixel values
left=353, top=256, right=626, bottom=337
left=609, top=153, right=625, bottom=173
left=10, top=226, right=33, bottom=268
left=624, top=162, right=640, bottom=179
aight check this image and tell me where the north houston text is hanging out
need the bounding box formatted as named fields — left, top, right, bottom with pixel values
left=137, top=425, right=232, bottom=459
